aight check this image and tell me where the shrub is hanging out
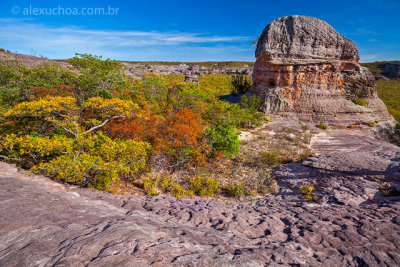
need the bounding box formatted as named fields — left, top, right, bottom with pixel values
left=30, top=135, right=149, bottom=190
left=142, top=175, right=193, bottom=198
left=170, top=183, right=194, bottom=199
left=225, top=183, right=244, bottom=198
left=354, top=98, right=368, bottom=106
left=0, top=134, right=73, bottom=163
left=298, top=184, right=316, bottom=202
left=0, top=60, right=77, bottom=109
left=189, top=175, right=220, bottom=196
left=143, top=177, right=159, bottom=196
left=238, top=95, right=263, bottom=128
left=301, top=123, right=309, bottom=131
left=207, top=119, right=240, bottom=158
left=261, top=151, right=282, bottom=167
left=3, top=96, right=140, bottom=138
left=263, top=116, right=273, bottom=122
left=299, top=184, right=314, bottom=195
left=203, top=100, right=262, bottom=129
left=379, top=183, right=400, bottom=197
left=316, top=123, right=328, bottom=130
left=108, top=108, right=210, bottom=168
left=68, top=53, right=129, bottom=103
left=231, top=74, right=252, bottom=95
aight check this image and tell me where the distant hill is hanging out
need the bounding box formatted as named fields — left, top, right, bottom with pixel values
left=361, top=61, right=400, bottom=78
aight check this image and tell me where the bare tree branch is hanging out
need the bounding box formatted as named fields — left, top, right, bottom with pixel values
left=84, top=116, right=123, bottom=135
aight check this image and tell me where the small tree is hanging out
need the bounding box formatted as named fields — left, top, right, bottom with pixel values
left=0, top=96, right=149, bottom=190
left=3, top=96, right=141, bottom=138
left=68, top=53, right=129, bottom=103
left=207, top=119, right=240, bottom=158
left=231, top=74, right=252, bottom=96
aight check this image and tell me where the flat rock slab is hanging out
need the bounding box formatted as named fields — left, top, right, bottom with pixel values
left=1, top=148, right=400, bottom=266
left=304, top=129, right=400, bottom=181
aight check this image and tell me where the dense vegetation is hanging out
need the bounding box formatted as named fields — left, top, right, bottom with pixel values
left=0, top=54, right=267, bottom=198
left=1, top=54, right=398, bottom=199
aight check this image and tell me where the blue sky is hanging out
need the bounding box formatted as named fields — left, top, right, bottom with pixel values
left=0, top=0, right=399, bottom=62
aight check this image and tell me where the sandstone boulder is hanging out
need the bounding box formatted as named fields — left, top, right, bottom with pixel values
left=184, top=72, right=199, bottom=86
left=251, top=15, right=395, bottom=126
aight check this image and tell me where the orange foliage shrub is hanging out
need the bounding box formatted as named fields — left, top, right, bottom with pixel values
left=107, top=108, right=210, bottom=167
left=29, top=85, right=75, bottom=100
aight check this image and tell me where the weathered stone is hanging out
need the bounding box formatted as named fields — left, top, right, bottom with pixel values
left=1, top=127, right=400, bottom=266
left=184, top=72, right=199, bottom=86
left=251, top=15, right=395, bottom=126
left=255, top=15, right=359, bottom=61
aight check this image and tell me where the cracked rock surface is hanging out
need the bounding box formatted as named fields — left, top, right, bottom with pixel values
left=1, top=128, right=400, bottom=266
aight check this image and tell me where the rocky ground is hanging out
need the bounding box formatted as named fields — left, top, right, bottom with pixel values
left=1, top=126, right=400, bottom=266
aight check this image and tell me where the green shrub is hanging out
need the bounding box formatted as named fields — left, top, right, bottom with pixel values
left=354, top=98, right=368, bottom=106
left=189, top=175, right=220, bottom=197
left=142, top=175, right=193, bottom=198
left=238, top=95, right=263, bottom=128
left=231, top=74, right=252, bottom=95
left=301, top=123, right=309, bottom=131
left=263, top=116, right=273, bottom=122
left=68, top=53, right=128, bottom=103
left=225, top=183, right=244, bottom=197
left=316, top=123, right=328, bottom=130
left=261, top=151, right=282, bottom=167
left=142, top=177, right=159, bottom=196
left=170, top=183, right=194, bottom=199
left=207, top=119, right=240, bottom=158
left=299, top=184, right=314, bottom=195
left=0, top=60, right=77, bottom=109
left=204, top=100, right=262, bottom=129
left=298, top=184, right=317, bottom=202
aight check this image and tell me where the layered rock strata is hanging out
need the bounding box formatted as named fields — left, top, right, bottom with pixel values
left=251, top=15, right=394, bottom=125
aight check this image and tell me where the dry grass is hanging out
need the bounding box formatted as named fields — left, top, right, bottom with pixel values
left=121, top=126, right=314, bottom=201
left=200, top=127, right=314, bottom=199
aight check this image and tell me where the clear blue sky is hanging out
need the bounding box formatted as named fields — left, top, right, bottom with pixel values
left=0, top=0, right=399, bottom=62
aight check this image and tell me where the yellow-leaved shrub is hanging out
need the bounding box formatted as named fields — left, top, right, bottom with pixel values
left=30, top=133, right=150, bottom=190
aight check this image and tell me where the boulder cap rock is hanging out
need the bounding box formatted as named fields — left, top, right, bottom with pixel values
left=255, top=15, right=359, bottom=61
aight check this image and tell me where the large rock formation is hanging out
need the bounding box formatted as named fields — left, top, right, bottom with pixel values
left=251, top=15, right=394, bottom=125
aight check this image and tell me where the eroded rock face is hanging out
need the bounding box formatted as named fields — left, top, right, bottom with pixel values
left=251, top=15, right=394, bottom=126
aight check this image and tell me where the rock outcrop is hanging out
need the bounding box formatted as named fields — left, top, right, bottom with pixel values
left=184, top=72, right=199, bottom=86
left=251, top=15, right=394, bottom=126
